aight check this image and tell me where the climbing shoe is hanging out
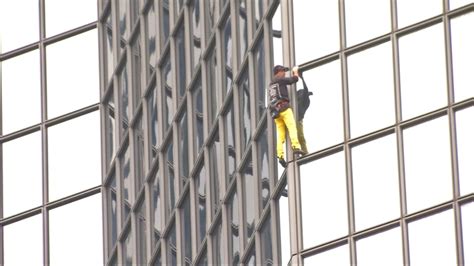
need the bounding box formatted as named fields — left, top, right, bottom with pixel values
left=278, top=157, right=287, bottom=168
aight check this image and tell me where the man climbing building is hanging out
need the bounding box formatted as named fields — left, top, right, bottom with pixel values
left=295, top=72, right=313, bottom=155
left=269, top=65, right=305, bottom=168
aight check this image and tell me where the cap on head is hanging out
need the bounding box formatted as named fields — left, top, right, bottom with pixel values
left=273, top=65, right=289, bottom=75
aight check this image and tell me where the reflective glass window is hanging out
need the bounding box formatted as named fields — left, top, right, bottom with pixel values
left=344, top=0, right=391, bottom=47
left=397, top=0, right=442, bottom=29
left=408, top=209, right=457, bottom=265
left=152, top=248, right=162, bottom=266
left=165, top=142, right=175, bottom=216
left=146, top=3, right=157, bottom=78
left=212, top=221, right=225, bottom=265
left=223, top=15, right=233, bottom=94
left=178, top=111, right=189, bottom=183
left=294, top=1, right=339, bottom=62
left=2, top=132, right=42, bottom=217
left=261, top=216, right=273, bottom=265
left=123, top=228, right=133, bottom=266
left=3, top=214, right=43, bottom=265
left=148, top=85, right=160, bottom=160
left=238, top=0, right=248, bottom=63
left=46, top=29, right=99, bottom=118
left=119, top=61, right=130, bottom=138
left=196, top=248, right=208, bottom=265
left=243, top=157, right=255, bottom=243
left=45, top=0, right=97, bottom=37
left=206, top=0, right=219, bottom=39
left=254, top=0, right=264, bottom=26
left=192, top=78, right=204, bottom=155
left=195, top=163, right=207, bottom=245
left=105, top=92, right=116, bottom=171
left=210, top=133, right=223, bottom=215
left=258, top=126, right=271, bottom=208
left=1, top=50, right=41, bottom=134
left=224, top=104, right=236, bottom=181
left=131, top=35, right=143, bottom=109
left=352, top=134, right=400, bottom=230
left=152, top=167, right=162, bottom=244
left=240, top=69, right=252, bottom=151
left=48, top=112, right=101, bottom=202
left=207, top=47, right=220, bottom=123
left=456, top=107, right=474, bottom=196
left=356, top=227, right=403, bottom=266
left=137, top=200, right=148, bottom=265
left=175, top=24, right=186, bottom=100
left=301, top=61, right=343, bottom=152
left=120, top=143, right=132, bottom=219
left=0, top=0, right=39, bottom=53
left=229, top=189, right=240, bottom=265
left=301, top=152, right=348, bottom=248
left=245, top=247, right=256, bottom=266
left=167, top=225, right=177, bottom=265
left=107, top=174, right=119, bottom=251
left=303, top=244, right=350, bottom=265
left=347, top=42, right=395, bottom=138
left=162, top=54, right=174, bottom=130
left=134, top=112, right=145, bottom=190
left=399, top=24, right=447, bottom=120
left=450, top=12, right=474, bottom=102
left=450, top=0, right=474, bottom=9
left=191, top=0, right=202, bottom=72
left=462, top=202, right=474, bottom=265
left=255, top=36, right=267, bottom=119
left=105, top=12, right=114, bottom=83
left=271, top=5, right=283, bottom=66
left=278, top=187, right=291, bottom=265
left=403, top=116, right=452, bottom=214
left=118, top=0, right=128, bottom=51
left=49, top=194, right=103, bottom=265
left=161, top=0, right=171, bottom=44
left=181, top=194, right=192, bottom=266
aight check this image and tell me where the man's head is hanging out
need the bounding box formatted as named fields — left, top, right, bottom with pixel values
left=273, top=65, right=289, bottom=77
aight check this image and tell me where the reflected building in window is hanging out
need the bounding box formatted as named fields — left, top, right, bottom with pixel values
left=3, top=0, right=474, bottom=265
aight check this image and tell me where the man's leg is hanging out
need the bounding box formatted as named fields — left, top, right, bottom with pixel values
left=274, top=116, right=287, bottom=159
left=280, top=108, right=301, bottom=152
left=296, top=120, right=308, bottom=154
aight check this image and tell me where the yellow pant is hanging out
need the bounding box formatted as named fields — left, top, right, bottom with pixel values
left=274, top=108, right=301, bottom=158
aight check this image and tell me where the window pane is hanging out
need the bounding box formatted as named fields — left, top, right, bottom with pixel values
left=131, top=35, right=143, bottom=109
left=258, top=126, right=271, bottom=208
left=356, top=227, right=403, bottom=266
left=118, top=0, right=128, bottom=51
left=120, top=143, right=132, bottom=219
left=148, top=86, right=159, bottom=160
left=49, top=194, right=103, bottom=266
left=206, top=0, right=218, bottom=39
left=225, top=105, right=237, bottom=181
left=207, top=47, right=220, bottom=123
left=408, top=209, right=457, bottom=265
left=137, top=201, right=147, bottom=265
left=450, top=0, right=474, bottom=9
left=175, top=24, right=186, bottom=100
left=352, top=134, right=400, bottom=231
left=278, top=188, right=291, bottom=265
left=301, top=152, right=348, bottom=248
left=46, top=29, right=99, bottom=118
left=152, top=167, right=162, bottom=244
left=161, top=0, right=170, bottom=44
left=261, top=217, right=273, bottom=265
left=105, top=13, right=114, bottom=83
left=106, top=174, right=119, bottom=251
left=255, top=36, right=267, bottom=118
left=0, top=0, right=39, bottom=52
left=450, top=12, right=474, bottom=102
left=181, top=194, right=192, bottom=266
left=271, top=5, right=283, bottom=66
left=162, top=54, right=174, bottom=131
left=195, top=164, right=207, bottom=245
left=240, top=70, right=252, bottom=151
left=191, top=0, right=202, bottom=71
left=120, top=62, right=130, bottom=137
left=210, top=134, right=223, bottom=216
left=294, top=1, right=339, bottom=62
left=462, top=202, right=474, bottom=265
left=1, top=50, right=41, bottom=134
left=48, top=112, right=101, bottom=201
left=3, top=214, right=43, bottom=265
left=456, top=107, right=474, bottom=196
left=123, top=229, right=133, bottom=266
left=229, top=190, right=240, bottom=265
left=212, top=222, right=225, bottom=265
left=348, top=42, right=395, bottom=138
left=223, top=15, right=233, bottom=94
left=45, top=0, right=97, bottom=37
left=303, top=244, right=350, bottom=265
left=399, top=24, right=447, bottom=120
left=105, top=92, right=116, bottom=171
left=243, top=157, right=255, bottom=243
left=345, top=0, right=391, bottom=46
left=2, top=132, right=42, bottom=217
left=397, top=0, right=442, bottom=29
left=165, top=143, right=175, bottom=216
left=167, top=225, right=177, bottom=265
left=193, top=79, right=204, bottom=155
left=146, top=4, right=157, bottom=78
left=134, top=113, right=145, bottom=190
left=403, top=116, right=452, bottom=213
left=238, top=0, right=248, bottom=62
left=301, top=61, right=344, bottom=152
left=178, top=112, right=189, bottom=181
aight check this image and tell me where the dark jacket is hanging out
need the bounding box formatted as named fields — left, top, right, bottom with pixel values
left=270, top=75, right=299, bottom=100
left=296, top=77, right=312, bottom=121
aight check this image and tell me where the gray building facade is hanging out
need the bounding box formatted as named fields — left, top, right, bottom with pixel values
left=1, top=0, right=474, bottom=265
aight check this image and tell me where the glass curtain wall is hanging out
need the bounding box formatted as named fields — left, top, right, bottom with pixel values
left=0, top=0, right=102, bottom=265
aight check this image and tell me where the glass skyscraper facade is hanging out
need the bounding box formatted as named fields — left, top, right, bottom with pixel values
left=1, top=0, right=473, bottom=265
